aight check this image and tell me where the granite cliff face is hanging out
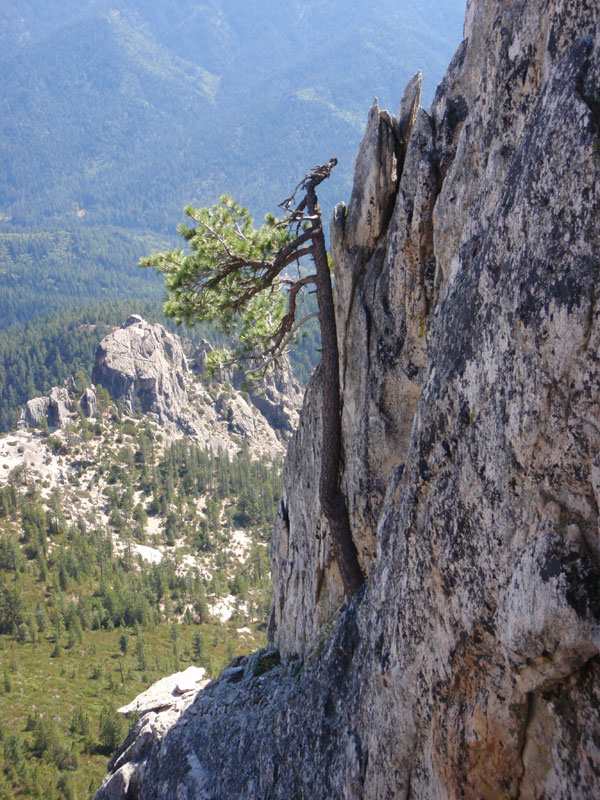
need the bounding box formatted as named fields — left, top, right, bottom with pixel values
left=90, top=314, right=301, bottom=459
left=92, top=314, right=189, bottom=425
left=20, top=315, right=301, bottom=460
left=96, top=0, right=600, bottom=797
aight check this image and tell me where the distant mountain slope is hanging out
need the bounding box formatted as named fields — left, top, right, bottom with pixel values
left=0, top=11, right=218, bottom=231
left=0, top=0, right=465, bottom=232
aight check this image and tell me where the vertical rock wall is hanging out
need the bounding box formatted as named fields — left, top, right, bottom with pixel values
left=271, top=0, right=600, bottom=793
left=272, top=0, right=600, bottom=657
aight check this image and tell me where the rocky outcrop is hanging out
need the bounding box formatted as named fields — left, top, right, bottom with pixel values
left=20, top=317, right=301, bottom=460
left=92, top=314, right=188, bottom=423
left=21, top=396, right=50, bottom=429
left=47, top=387, right=73, bottom=428
left=190, top=339, right=213, bottom=373
left=91, top=315, right=299, bottom=459
left=96, top=1, right=600, bottom=798
left=245, top=359, right=303, bottom=437
left=79, top=386, right=97, bottom=418
left=116, top=666, right=207, bottom=717
left=20, top=384, right=81, bottom=430
left=191, top=339, right=304, bottom=436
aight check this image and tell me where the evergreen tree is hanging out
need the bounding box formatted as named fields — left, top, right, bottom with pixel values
left=142, top=161, right=363, bottom=597
left=98, top=705, right=123, bottom=753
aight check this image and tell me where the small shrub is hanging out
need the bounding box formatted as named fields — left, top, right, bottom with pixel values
left=252, top=649, right=280, bottom=677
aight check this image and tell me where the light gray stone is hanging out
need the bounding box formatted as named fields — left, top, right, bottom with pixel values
left=245, top=355, right=303, bottom=437
left=47, top=387, right=72, bottom=428
left=21, top=396, right=50, bottom=428
left=190, top=339, right=213, bottom=373
left=118, top=667, right=207, bottom=716
left=192, top=338, right=303, bottom=438
left=91, top=316, right=293, bottom=457
left=92, top=316, right=188, bottom=423
left=79, top=386, right=96, bottom=418
left=20, top=387, right=74, bottom=431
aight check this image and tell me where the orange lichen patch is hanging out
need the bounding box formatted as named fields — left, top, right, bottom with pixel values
left=462, top=697, right=525, bottom=799
left=432, top=628, right=527, bottom=800
left=435, top=695, right=525, bottom=799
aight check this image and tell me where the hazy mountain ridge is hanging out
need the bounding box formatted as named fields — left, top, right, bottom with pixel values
left=0, top=0, right=465, bottom=232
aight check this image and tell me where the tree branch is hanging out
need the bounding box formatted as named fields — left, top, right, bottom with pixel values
left=248, top=312, right=320, bottom=375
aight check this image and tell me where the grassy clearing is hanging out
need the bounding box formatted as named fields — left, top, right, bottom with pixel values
left=0, top=618, right=265, bottom=799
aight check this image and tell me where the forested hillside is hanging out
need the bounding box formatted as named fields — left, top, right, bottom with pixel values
left=0, top=0, right=465, bottom=367
left=0, top=366, right=284, bottom=799
left=0, top=230, right=168, bottom=329
left=0, top=0, right=465, bottom=230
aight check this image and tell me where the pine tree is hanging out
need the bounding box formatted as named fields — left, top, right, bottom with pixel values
left=142, top=162, right=363, bottom=597
left=98, top=705, right=123, bottom=753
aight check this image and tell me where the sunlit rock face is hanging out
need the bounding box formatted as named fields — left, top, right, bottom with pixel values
left=96, top=1, right=600, bottom=797
left=92, top=314, right=188, bottom=423
left=91, top=315, right=300, bottom=459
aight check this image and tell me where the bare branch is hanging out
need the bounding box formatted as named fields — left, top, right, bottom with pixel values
left=233, top=222, right=248, bottom=242
left=272, top=229, right=314, bottom=266
left=276, top=246, right=314, bottom=270
left=186, top=213, right=237, bottom=258
left=259, top=272, right=318, bottom=356
left=279, top=158, right=338, bottom=212
left=278, top=274, right=317, bottom=287
left=246, top=312, right=320, bottom=377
